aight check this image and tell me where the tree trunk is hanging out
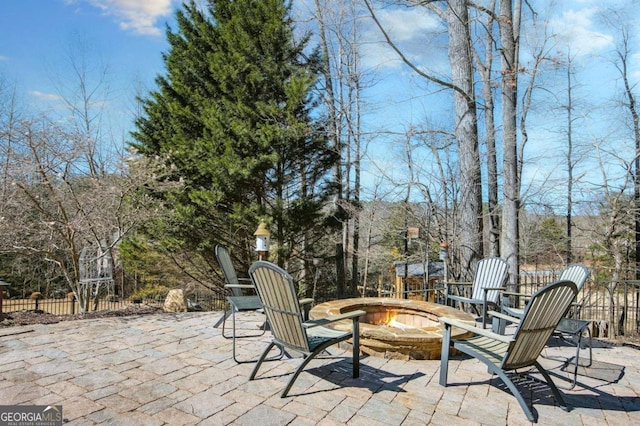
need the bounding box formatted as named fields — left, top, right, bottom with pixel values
left=336, top=243, right=345, bottom=298
left=477, top=0, right=500, bottom=257
left=566, top=52, right=574, bottom=264
left=447, top=0, right=483, bottom=279
left=499, top=0, right=521, bottom=291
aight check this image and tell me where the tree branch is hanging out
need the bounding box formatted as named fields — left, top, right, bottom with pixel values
left=363, top=0, right=471, bottom=102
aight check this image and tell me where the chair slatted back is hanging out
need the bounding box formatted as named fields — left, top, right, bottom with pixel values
left=249, top=261, right=310, bottom=353
left=559, top=264, right=590, bottom=292
left=470, top=257, right=509, bottom=304
left=503, top=280, right=578, bottom=370
left=215, top=245, right=244, bottom=297
left=559, top=263, right=590, bottom=317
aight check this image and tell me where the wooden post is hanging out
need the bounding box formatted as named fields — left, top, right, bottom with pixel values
left=336, top=244, right=345, bottom=299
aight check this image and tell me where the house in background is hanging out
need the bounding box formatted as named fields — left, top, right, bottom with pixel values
left=391, top=261, right=445, bottom=302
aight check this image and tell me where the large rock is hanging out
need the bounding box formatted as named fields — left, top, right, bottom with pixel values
left=163, top=289, right=188, bottom=313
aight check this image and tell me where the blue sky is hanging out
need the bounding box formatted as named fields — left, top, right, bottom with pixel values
left=0, top=0, right=174, bottom=129
left=1, top=0, right=639, bottom=205
left=0, top=0, right=629, bottom=127
left=0, top=0, right=633, bottom=111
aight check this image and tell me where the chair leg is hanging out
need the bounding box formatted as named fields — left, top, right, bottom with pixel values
left=280, top=338, right=347, bottom=398
left=566, top=327, right=592, bottom=389
left=231, top=309, right=249, bottom=363
left=482, top=299, right=488, bottom=329
left=213, top=309, right=232, bottom=330
left=491, top=367, right=537, bottom=423
left=231, top=310, right=282, bottom=364
left=534, top=361, right=568, bottom=411
left=584, top=328, right=592, bottom=367
left=281, top=353, right=316, bottom=398
left=221, top=309, right=232, bottom=338
left=545, top=324, right=593, bottom=390
left=492, top=315, right=507, bottom=335
left=439, top=323, right=452, bottom=386
left=222, top=308, right=266, bottom=340
left=249, top=341, right=277, bottom=380
left=569, top=332, right=581, bottom=389
left=571, top=327, right=592, bottom=368
left=352, top=318, right=360, bottom=378
left=279, top=333, right=358, bottom=398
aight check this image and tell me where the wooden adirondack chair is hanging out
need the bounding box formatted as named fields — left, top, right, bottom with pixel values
left=248, top=261, right=365, bottom=398
left=439, top=280, right=578, bottom=422
left=501, top=264, right=591, bottom=389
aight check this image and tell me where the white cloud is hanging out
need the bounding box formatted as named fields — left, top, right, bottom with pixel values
left=375, top=8, right=441, bottom=42
left=549, top=8, right=614, bottom=56
left=30, top=91, right=63, bottom=102
left=0, top=55, right=7, bottom=61
left=361, top=7, right=444, bottom=71
left=72, top=0, right=176, bottom=36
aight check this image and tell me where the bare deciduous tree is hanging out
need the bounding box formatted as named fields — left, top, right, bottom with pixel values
left=311, top=0, right=372, bottom=294
left=606, top=11, right=640, bottom=280
left=365, top=0, right=483, bottom=280
left=0, top=44, right=169, bottom=312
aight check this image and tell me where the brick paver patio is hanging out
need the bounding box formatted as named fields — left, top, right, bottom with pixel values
left=1, top=311, right=638, bottom=425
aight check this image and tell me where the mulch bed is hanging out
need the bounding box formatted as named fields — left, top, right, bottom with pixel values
left=0, top=305, right=165, bottom=327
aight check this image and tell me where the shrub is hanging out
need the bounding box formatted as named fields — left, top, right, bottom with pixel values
left=131, top=284, right=172, bottom=301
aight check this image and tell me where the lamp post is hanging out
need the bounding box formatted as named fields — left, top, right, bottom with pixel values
left=254, top=222, right=270, bottom=261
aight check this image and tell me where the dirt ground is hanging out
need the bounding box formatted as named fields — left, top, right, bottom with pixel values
left=0, top=304, right=164, bottom=328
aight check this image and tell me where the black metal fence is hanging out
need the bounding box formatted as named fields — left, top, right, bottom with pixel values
left=382, top=274, right=640, bottom=338
left=513, top=275, right=640, bottom=338
left=4, top=274, right=638, bottom=339
left=1, top=294, right=228, bottom=316
left=1, top=297, right=132, bottom=316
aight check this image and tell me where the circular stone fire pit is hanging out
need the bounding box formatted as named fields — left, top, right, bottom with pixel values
left=309, top=297, right=476, bottom=360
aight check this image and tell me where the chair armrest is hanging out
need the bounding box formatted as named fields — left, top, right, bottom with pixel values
left=500, top=290, right=529, bottom=297
left=445, top=294, right=473, bottom=303
left=303, top=310, right=366, bottom=329
left=488, top=310, right=521, bottom=324
left=299, top=298, right=313, bottom=306
left=445, top=281, right=472, bottom=297
left=482, top=286, right=506, bottom=292
left=225, top=284, right=255, bottom=289
left=439, top=317, right=514, bottom=343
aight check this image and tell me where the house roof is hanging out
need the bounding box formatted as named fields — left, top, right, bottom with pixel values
left=393, top=261, right=444, bottom=277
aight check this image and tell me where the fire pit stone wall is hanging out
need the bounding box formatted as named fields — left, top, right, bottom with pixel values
left=309, top=297, right=476, bottom=360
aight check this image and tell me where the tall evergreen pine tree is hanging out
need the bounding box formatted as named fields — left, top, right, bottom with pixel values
left=132, top=0, right=337, bottom=275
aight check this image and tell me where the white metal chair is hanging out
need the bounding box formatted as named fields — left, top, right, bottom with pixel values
left=445, top=257, right=509, bottom=328
left=502, top=264, right=589, bottom=319
left=213, top=245, right=266, bottom=363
